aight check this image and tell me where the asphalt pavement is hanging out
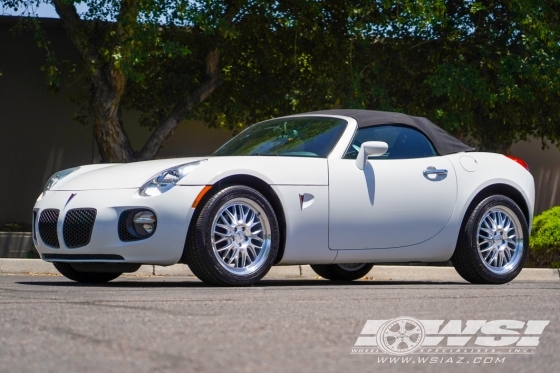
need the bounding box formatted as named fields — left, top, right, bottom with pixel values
left=0, top=275, right=558, bottom=373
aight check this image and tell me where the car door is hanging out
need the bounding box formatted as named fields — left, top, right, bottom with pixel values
left=328, top=125, right=457, bottom=250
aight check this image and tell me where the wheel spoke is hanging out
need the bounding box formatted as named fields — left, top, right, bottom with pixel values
left=247, top=245, right=258, bottom=260
left=478, top=239, right=492, bottom=247
left=214, top=237, right=231, bottom=245
left=240, top=250, right=247, bottom=268
left=215, top=223, right=232, bottom=231
left=224, top=208, right=237, bottom=224
left=402, top=337, right=415, bottom=349
left=214, top=231, right=232, bottom=238
left=488, top=250, right=499, bottom=266
left=480, top=246, right=493, bottom=253
left=405, top=327, right=420, bottom=337
left=388, top=337, right=403, bottom=349
left=398, top=320, right=407, bottom=333
left=241, top=206, right=250, bottom=223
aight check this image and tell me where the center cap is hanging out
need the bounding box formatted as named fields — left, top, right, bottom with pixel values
left=234, top=226, right=250, bottom=245
left=493, top=233, right=503, bottom=245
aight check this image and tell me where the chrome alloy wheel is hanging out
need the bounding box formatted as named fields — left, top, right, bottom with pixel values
left=476, top=206, right=524, bottom=274
left=337, top=263, right=368, bottom=271
left=211, top=198, right=272, bottom=275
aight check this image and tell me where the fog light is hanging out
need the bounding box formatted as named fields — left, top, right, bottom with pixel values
left=133, top=211, right=157, bottom=237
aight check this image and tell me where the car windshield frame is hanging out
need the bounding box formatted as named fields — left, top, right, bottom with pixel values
left=212, top=116, right=348, bottom=158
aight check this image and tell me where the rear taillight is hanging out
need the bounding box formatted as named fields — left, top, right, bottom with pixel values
left=505, top=155, right=530, bottom=172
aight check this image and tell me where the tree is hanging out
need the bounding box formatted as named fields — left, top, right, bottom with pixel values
left=7, top=1, right=559, bottom=156
left=4, top=0, right=447, bottom=162
left=340, top=1, right=560, bottom=152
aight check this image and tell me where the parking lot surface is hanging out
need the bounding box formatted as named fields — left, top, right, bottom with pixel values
left=0, top=275, right=558, bottom=373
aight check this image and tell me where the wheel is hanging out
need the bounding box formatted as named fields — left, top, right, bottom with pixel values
left=310, top=263, right=374, bottom=281
left=186, top=185, right=280, bottom=286
left=53, top=262, right=122, bottom=283
left=452, top=195, right=529, bottom=284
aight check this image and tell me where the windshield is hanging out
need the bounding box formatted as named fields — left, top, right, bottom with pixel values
left=212, top=116, right=347, bottom=157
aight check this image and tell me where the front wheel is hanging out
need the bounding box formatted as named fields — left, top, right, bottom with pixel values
left=186, top=185, right=280, bottom=286
left=452, top=195, right=529, bottom=284
left=53, top=262, right=122, bottom=283
left=310, top=263, right=374, bottom=281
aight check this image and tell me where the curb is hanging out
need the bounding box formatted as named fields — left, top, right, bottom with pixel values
left=0, top=259, right=558, bottom=282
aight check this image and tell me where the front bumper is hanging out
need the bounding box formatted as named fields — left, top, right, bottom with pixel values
left=32, top=186, right=205, bottom=265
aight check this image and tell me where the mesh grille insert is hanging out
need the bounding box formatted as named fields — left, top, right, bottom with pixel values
left=39, top=209, right=60, bottom=248
left=63, top=209, right=97, bottom=248
left=42, top=254, right=124, bottom=260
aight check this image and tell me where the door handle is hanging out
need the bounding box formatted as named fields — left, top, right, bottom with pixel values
left=423, top=166, right=448, bottom=176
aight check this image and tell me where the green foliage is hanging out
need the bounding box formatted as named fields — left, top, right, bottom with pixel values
left=4, top=0, right=560, bottom=158
left=530, top=206, right=560, bottom=252
left=344, top=0, right=560, bottom=152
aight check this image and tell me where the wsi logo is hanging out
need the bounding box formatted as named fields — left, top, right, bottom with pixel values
left=353, top=317, right=549, bottom=356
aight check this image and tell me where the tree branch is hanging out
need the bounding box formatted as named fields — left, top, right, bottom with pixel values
left=51, top=0, right=98, bottom=69
left=138, top=50, right=222, bottom=160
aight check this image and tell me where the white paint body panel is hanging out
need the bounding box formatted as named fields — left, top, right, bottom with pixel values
left=32, top=114, right=535, bottom=268
left=328, top=157, right=457, bottom=249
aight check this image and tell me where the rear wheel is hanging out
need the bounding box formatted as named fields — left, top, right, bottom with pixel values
left=452, top=195, right=528, bottom=284
left=186, top=185, right=280, bottom=286
left=53, top=262, right=122, bottom=283
left=310, top=263, right=374, bottom=281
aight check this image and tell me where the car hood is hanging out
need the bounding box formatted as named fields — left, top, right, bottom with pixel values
left=52, top=155, right=329, bottom=191
left=53, top=157, right=206, bottom=191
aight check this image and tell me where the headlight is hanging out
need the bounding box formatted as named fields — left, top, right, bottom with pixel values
left=39, top=167, right=81, bottom=199
left=139, top=160, right=206, bottom=197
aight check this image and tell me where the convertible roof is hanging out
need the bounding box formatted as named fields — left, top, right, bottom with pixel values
left=303, top=109, right=475, bottom=155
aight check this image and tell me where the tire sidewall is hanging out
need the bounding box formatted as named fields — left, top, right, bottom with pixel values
left=198, top=186, right=280, bottom=285
left=465, top=195, right=529, bottom=283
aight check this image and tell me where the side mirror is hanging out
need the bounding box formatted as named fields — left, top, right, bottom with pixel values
left=356, top=141, right=388, bottom=170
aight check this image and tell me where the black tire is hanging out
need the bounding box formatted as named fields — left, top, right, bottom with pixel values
left=310, top=263, right=374, bottom=281
left=53, top=262, right=122, bottom=283
left=186, top=185, right=280, bottom=286
left=452, top=195, right=529, bottom=284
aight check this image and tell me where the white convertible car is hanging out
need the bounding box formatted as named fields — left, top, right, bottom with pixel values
left=33, top=110, right=534, bottom=286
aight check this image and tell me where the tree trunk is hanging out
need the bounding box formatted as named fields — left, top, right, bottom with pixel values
left=53, top=0, right=223, bottom=163
left=90, top=69, right=136, bottom=163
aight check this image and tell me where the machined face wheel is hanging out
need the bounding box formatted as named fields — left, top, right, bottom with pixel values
left=211, top=197, right=272, bottom=275
left=452, top=195, right=529, bottom=284
left=476, top=206, right=523, bottom=275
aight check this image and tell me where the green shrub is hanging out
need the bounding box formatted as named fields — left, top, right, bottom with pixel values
left=530, top=206, right=560, bottom=251
left=527, top=206, right=560, bottom=268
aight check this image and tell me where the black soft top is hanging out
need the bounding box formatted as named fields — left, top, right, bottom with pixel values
left=303, top=109, right=474, bottom=155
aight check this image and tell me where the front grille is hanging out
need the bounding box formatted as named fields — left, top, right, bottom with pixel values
left=42, top=254, right=124, bottom=260
left=118, top=210, right=141, bottom=242
left=38, top=209, right=60, bottom=247
left=63, top=209, right=97, bottom=248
